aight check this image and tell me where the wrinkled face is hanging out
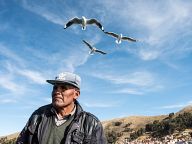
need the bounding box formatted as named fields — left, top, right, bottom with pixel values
left=52, top=84, right=80, bottom=109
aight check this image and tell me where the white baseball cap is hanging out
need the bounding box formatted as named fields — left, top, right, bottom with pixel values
left=46, top=72, right=81, bottom=89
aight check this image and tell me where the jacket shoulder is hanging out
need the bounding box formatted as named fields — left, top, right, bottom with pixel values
left=84, top=112, right=100, bottom=122
left=32, top=104, right=52, bottom=116
left=80, top=111, right=102, bottom=131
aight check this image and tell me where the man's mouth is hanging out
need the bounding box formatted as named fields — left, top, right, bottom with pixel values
left=53, top=96, right=63, bottom=101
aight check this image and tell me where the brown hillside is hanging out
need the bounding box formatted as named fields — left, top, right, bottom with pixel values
left=102, top=115, right=167, bottom=143
left=102, top=115, right=167, bottom=130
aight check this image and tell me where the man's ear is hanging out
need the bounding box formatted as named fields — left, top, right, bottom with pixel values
left=76, top=90, right=80, bottom=96
left=74, top=89, right=80, bottom=99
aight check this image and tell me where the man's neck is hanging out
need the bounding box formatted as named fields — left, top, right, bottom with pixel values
left=56, top=103, right=75, bottom=118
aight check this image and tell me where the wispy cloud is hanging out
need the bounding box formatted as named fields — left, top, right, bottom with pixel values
left=19, top=0, right=79, bottom=26
left=0, top=47, right=47, bottom=85
left=89, top=69, right=164, bottom=95
left=138, top=48, right=161, bottom=61
left=160, top=104, right=185, bottom=109
left=19, top=0, right=64, bottom=25
left=0, top=73, right=25, bottom=93
left=56, top=47, right=89, bottom=73
left=83, top=102, right=118, bottom=108
left=0, top=99, right=17, bottom=104
left=159, top=101, right=192, bottom=109
left=0, top=44, right=48, bottom=99
left=17, top=69, right=47, bottom=84
left=112, top=88, right=143, bottom=95
left=91, top=71, right=156, bottom=87
left=0, top=43, right=25, bottom=67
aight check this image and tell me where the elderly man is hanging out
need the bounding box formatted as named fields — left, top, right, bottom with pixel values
left=16, top=72, right=107, bottom=144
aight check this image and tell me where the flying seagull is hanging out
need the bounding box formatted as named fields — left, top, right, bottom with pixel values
left=105, top=31, right=137, bottom=44
left=64, top=16, right=104, bottom=31
left=82, top=40, right=106, bottom=55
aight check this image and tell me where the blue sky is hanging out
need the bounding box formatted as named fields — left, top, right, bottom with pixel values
left=0, top=0, right=192, bottom=136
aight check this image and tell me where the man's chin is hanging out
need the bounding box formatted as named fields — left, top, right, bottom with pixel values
left=52, top=102, right=65, bottom=109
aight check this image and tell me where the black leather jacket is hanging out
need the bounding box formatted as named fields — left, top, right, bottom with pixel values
left=16, top=101, right=107, bottom=144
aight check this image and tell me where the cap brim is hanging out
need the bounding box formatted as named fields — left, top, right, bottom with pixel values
left=46, top=80, right=79, bottom=89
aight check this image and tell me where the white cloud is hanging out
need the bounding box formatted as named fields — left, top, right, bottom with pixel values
left=1, top=58, right=47, bottom=85
left=0, top=45, right=48, bottom=98
left=20, top=0, right=63, bottom=25
left=0, top=74, right=25, bottom=93
left=159, top=101, right=192, bottom=109
left=89, top=70, right=164, bottom=95
left=17, top=69, right=47, bottom=84
left=20, top=0, right=78, bottom=26
left=92, top=71, right=155, bottom=87
left=160, top=104, right=185, bottom=109
left=38, top=11, right=64, bottom=25
left=58, top=49, right=89, bottom=73
left=112, top=88, right=143, bottom=95
left=0, top=44, right=25, bottom=67
left=139, top=49, right=161, bottom=61
left=83, top=102, right=118, bottom=108
left=0, top=99, right=17, bottom=104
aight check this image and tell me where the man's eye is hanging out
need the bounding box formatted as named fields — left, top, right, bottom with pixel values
left=53, top=85, right=70, bottom=91
left=53, top=86, right=58, bottom=90
left=61, top=86, right=67, bottom=90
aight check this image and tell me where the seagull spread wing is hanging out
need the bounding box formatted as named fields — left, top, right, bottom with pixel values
left=105, top=31, right=119, bottom=38
left=122, top=36, right=137, bottom=42
left=82, top=40, right=93, bottom=50
left=64, top=17, right=82, bottom=29
left=87, top=18, right=104, bottom=31
left=95, top=49, right=107, bottom=55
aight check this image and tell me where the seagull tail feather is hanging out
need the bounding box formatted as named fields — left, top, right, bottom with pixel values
left=82, top=27, right=86, bottom=30
left=115, top=40, right=121, bottom=44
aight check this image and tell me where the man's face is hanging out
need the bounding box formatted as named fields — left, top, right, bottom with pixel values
left=51, top=84, right=79, bottom=109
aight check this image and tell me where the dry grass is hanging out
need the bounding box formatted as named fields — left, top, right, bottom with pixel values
left=0, top=132, right=19, bottom=140
left=102, top=115, right=167, bottom=130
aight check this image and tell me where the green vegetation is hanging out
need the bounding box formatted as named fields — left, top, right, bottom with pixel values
left=129, top=128, right=144, bottom=141
left=144, top=112, right=192, bottom=138
left=123, top=112, right=192, bottom=141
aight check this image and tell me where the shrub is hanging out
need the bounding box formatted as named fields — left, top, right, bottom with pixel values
left=113, top=121, right=122, bottom=126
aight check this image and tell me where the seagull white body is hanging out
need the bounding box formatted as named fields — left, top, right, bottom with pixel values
left=105, top=31, right=137, bottom=44
left=64, top=16, right=104, bottom=31
left=116, top=34, right=123, bottom=44
left=81, top=16, right=87, bottom=30
left=89, top=47, right=98, bottom=55
left=82, top=40, right=106, bottom=55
